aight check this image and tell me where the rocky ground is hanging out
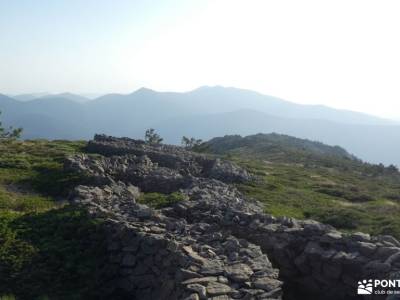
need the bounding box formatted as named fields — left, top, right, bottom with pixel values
left=65, top=135, right=400, bottom=300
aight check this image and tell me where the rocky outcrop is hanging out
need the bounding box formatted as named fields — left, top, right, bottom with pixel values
left=85, top=134, right=252, bottom=183
left=66, top=135, right=400, bottom=300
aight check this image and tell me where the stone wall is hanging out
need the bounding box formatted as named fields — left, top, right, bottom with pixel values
left=72, top=184, right=283, bottom=300
left=66, top=135, right=400, bottom=300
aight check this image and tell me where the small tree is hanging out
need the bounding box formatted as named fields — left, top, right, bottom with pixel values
left=387, top=164, right=399, bottom=174
left=181, top=136, right=202, bottom=149
left=144, top=128, right=163, bottom=145
left=0, top=111, right=22, bottom=141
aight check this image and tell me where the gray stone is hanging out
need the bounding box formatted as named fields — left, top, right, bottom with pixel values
left=376, top=235, right=400, bottom=247
left=252, top=277, right=282, bottom=291
left=322, top=263, right=342, bottom=279
left=224, top=263, right=254, bottom=282
left=218, top=276, right=229, bottom=284
left=206, top=281, right=232, bottom=296
left=184, top=293, right=200, bottom=300
left=182, top=277, right=219, bottom=285
left=350, top=232, right=371, bottom=242
left=200, top=263, right=224, bottom=276
left=375, top=247, right=400, bottom=260
left=256, top=287, right=282, bottom=299
left=178, top=268, right=202, bottom=280
left=210, top=295, right=230, bottom=300
left=121, top=254, right=136, bottom=267
left=357, top=242, right=377, bottom=256
left=186, top=284, right=207, bottom=299
left=364, top=261, right=391, bottom=274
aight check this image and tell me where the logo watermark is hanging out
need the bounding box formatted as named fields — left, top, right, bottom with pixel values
left=358, top=279, right=373, bottom=295
left=357, top=279, right=400, bottom=296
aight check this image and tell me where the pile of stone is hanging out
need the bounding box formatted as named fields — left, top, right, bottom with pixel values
left=74, top=182, right=282, bottom=300
left=66, top=135, right=400, bottom=300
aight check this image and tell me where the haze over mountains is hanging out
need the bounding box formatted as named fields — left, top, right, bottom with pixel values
left=12, top=92, right=91, bottom=103
left=1, top=86, right=399, bottom=166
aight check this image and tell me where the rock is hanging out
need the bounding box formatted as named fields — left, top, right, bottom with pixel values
left=224, top=263, right=254, bottom=282
left=376, top=235, right=400, bottom=247
left=357, top=242, right=377, bottom=256
left=322, top=263, right=342, bottom=279
left=210, top=295, right=230, bottom=300
left=304, top=241, right=323, bottom=257
left=206, top=282, right=232, bottom=296
left=223, top=239, right=241, bottom=252
left=207, top=158, right=252, bottom=183
left=183, top=246, right=207, bottom=264
left=321, top=231, right=342, bottom=241
left=375, top=247, right=400, bottom=260
left=252, top=277, right=282, bottom=291
left=121, top=254, right=136, bottom=267
left=385, top=252, right=400, bottom=265
left=200, top=262, right=224, bottom=276
left=303, top=220, right=332, bottom=234
left=182, top=277, right=219, bottom=285
left=186, top=284, right=207, bottom=299
left=184, top=293, right=200, bottom=300
left=249, top=255, right=272, bottom=272
left=350, top=232, right=371, bottom=242
left=364, top=261, right=391, bottom=274
left=178, top=268, right=201, bottom=280
left=218, top=276, right=229, bottom=284
left=257, top=287, right=282, bottom=299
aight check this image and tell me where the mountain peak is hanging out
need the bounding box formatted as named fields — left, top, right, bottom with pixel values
left=133, top=87, right=156, bottom=95
left=41, top=93, right=89, bottom=103
left=192, top=85, right=228, bottom=92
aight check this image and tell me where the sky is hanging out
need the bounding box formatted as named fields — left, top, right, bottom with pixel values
left=1, top=0, right=399, bottom=119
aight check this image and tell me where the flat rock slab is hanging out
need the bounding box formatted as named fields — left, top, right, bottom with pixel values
left=252, top=277, right=282, bottom=291
left=182, top=277, right=219, bottom=285
left=206, top=282, right=232, bottom=296
left=224, top=263, right=253, bottom=282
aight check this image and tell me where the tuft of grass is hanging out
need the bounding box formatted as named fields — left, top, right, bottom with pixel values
left=138, top=192, right=187, bottom=209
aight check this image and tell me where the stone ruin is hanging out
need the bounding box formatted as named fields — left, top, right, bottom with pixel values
left=65, top=135, right=400, bottom=300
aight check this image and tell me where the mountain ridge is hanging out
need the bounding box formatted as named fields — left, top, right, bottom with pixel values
left=1, top=86, right=400, bottom=165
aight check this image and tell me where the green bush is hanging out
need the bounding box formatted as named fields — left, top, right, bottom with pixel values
left=304, top=208, right=366, bottom=229
left=0, top=207, right=107, bottom=300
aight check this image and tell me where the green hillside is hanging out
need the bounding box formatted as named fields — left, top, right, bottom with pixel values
left=201, top=133, right=400, bottom=237
left=0, top=140, right=107, bottom=300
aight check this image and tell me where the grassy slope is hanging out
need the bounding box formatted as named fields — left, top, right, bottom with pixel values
left=236, top=158, right=400, bottom=237
left=2, top=136, right=400, bottom=298
left=0, top=141, right=107, bottom=300
left=202, top=134, right=400, bottom=238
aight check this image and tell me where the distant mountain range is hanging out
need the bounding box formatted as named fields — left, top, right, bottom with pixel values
left=1, top=86, right=399, bottom=165
left=12, top=92, right=91, bottom=103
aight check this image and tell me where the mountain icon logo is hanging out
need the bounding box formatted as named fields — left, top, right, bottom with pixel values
left=358, top=279, right=373, bottom=295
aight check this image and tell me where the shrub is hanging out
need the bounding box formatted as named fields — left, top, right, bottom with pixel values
left=144, top=128, right=163, bottom=145
left=0, top=207, right=107, bottom=299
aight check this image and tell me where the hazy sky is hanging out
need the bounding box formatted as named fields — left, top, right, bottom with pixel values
left=1, top=0, right=399, bottom=119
